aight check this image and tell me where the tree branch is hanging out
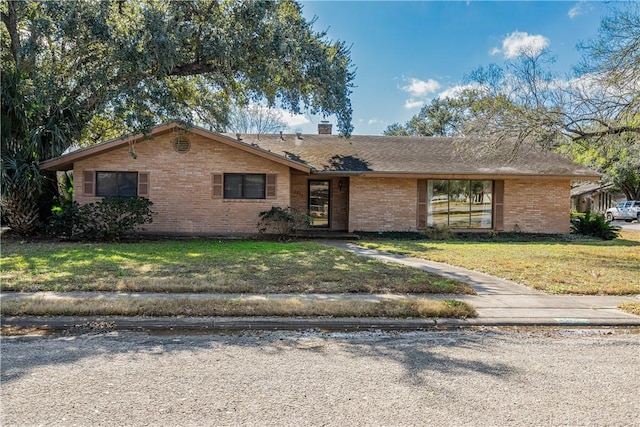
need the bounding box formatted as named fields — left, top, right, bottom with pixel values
left=569, top=125, right=640, bottom=141
left=169, top=62, right=220, bottom=77
left=1, top=1, right=21, bottom=63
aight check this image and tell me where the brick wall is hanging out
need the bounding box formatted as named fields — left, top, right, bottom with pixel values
left=290, top=174, right=349, bottom=230
left=346, top=177, right=571, bottom=234
left=290, top=173, right=308, bottom=212
left=74, top=132, right=290, bottom=234
left=73, top=132, right=573, bottom=236
left=348, top=177, right=417, bottom=232
left=502, top=178, right=571, bottom=233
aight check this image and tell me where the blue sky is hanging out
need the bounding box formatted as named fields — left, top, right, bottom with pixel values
left=281, top=1, right=616, bottom=135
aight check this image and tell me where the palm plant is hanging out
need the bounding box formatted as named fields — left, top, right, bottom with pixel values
left=570, top=212, right=621, bottom=240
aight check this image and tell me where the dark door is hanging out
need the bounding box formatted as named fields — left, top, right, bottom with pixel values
left=308, top=180, right=330, bottom=228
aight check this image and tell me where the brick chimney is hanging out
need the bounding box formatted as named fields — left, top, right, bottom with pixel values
left=318, top=121, right=332, bottom=135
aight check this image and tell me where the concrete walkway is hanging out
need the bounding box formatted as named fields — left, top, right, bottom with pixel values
left=2, top=241, right=639, bottom=331
left=322, top=241, right=640, bottom=327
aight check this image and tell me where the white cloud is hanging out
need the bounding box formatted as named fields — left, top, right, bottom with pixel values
left=404, top=99, right=425, bottom=110
left=399, top=77, right=441, bottom=110
left=368, top=118, right=383, bottom=125
left=402, top=78, right=441, bottom=97
left=568, top=3, right=584, bottom=19
left=492, top=31, right=550, bottom=59
left=437, top=82, right=485, bottom=100
left=279, top=110, right=310, bottom=128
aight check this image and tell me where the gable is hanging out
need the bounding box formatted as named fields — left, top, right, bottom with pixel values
left=40, top=122, right=310, bottom=173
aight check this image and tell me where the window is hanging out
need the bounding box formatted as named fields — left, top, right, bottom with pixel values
left=308, top=180, right=330, bottom=228
left=96, top=172, right=138, bottom=197
left=427, top=180, right=493, bottom=228
left=224, top=174, right=266, bottom=199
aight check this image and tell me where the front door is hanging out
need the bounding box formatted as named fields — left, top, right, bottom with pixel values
left=308, top=180, right=330, bottom=228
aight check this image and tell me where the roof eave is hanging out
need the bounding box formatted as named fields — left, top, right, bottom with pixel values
left=311, top=171, right=602, bottom=180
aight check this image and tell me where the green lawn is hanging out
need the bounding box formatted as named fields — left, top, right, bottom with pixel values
left=3, top=233, right=638, bottom=319
left=1, top=239, right=472, bottom=295
left=359, top=231, right=640, bottom=295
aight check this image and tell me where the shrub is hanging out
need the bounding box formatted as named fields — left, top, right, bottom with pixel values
left=570, top=212, right=620, bottom=240
left=50, top=197, right=154, bottom=241
left=49, top=201, right=80, bottom=239
left=425, top=224, right=452, bottom=240
left=257, top=206, right=310, bottom=240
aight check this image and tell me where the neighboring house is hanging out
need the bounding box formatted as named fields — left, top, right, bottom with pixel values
left=40, top=122, right=601, bottom=235
left=571, top=182, right=623, bottom=214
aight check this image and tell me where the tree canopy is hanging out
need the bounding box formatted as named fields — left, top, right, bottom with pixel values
left=1, top=0, right=355, bottom=233
left=383, top=98, right=465, bottom=137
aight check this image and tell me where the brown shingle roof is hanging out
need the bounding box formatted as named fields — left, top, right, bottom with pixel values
left=230, top=133, right=601, bottom=179
left=40, top=122, right=600, bottom=179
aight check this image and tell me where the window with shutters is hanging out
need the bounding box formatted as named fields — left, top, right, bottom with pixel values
left=95, top=172, right=139, bottom=197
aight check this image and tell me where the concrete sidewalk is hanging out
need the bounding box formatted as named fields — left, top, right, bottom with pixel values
left=2, top=241, right=639, bottom=332
left=322, top=241, right=640, bottom=327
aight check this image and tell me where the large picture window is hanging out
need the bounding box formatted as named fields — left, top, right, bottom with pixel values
left=96, top=172, right=138, bottom=197
left=427, top=180, right=493, bottom=228
left=224, top=174, right=266, bottom=199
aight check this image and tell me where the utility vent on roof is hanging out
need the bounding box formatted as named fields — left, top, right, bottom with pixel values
left=172, top=136, right=191, bottom=154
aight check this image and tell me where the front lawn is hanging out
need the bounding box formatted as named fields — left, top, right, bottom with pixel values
left=1, top=239, right=472, bottom=295
left=359, top=231, right=640, bottom=295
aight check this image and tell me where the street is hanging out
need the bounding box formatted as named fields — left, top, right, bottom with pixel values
left=2, top=328, right=639, bottom=426
left=612, top=219, right=640, bottom=233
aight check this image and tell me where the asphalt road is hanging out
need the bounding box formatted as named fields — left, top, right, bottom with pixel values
left=2, top=328, right=639, bottom=427
left=613, top=219, right=640, bottom=232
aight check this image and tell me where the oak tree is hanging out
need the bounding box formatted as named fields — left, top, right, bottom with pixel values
left=1, top=0, right=355, bottom=233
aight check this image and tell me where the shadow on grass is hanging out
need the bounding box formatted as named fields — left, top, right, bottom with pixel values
left=1, top=240, right=472, bottom=294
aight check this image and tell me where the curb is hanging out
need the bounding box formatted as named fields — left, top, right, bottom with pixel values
left=3, top=316, right=640, bottom=334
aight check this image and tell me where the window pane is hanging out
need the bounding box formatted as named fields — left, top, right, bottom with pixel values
left=427, top=180, right=449, bottom=227
left=224, top=174, right=243, bottom=199
left=243, top=174, right=266, bottom=199
left=96, top=172, right=118, bottom=197
left=470, top=180, right=493, bottom=228
left=118, top=172, right=138, bottom=197
left=449, top=180, right=471, bottom=228
left=428, top=179, right=494, bottom=229
left=223, top=174, right=266, bottom=199
left=309, top=181, right=330, bottom=227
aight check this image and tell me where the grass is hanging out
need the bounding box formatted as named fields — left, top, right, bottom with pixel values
left=0, top=239, right=472, bottom=295
left=619, top=302, right=640, bottom=316
left=0, top=296, right=476, bottom=319
left=359, top=231, right=640, bottom=295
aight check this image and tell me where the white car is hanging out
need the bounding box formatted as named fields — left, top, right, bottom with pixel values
left=606, top=200, right=640, bottom=222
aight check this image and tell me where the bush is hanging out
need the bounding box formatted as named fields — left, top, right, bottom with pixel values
left=257, top=206, right=310, bottom=240
left=425, top=225, right=452, bottom=240
left=570, top=212, right=620, bottom=240
left=50, top=197, right=154, bottom=241
left=49, top=201, right=79, bottom=239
